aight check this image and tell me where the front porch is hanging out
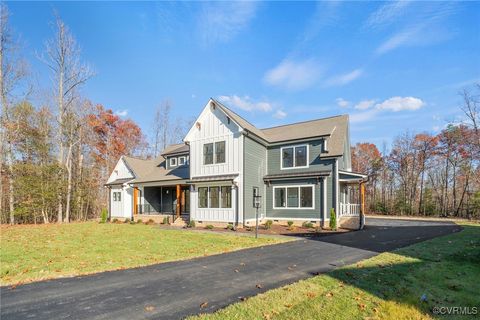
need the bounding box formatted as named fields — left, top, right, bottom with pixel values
left=338, top=170, right=368, bottom=229
left=133, top=184, right=190, bottom=223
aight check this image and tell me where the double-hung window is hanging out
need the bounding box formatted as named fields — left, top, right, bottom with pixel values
left=178, top=156, right=186, bottom=165
left=170, top=157, right=177, bottom=167
left=273, top=186, right=314, bottom=209
left=197, top=186, right=232, bottom=208
left=203, top=141, right=225, bottom=165
left=281, top=145, right=308, bottom=169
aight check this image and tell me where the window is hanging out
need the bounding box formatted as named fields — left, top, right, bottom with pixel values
left=198, top=187, right=208, bottom=208
left=197, top=186, right=232, bottom=209
left=117, top=192, right=121, bottom=201
left=203, top=141, right=225, bottom=165
left=170, top=157, right=177, bottom=167
left=209, top=187, right=220, bottom=208
left=179, top=156, right=186, bottom=165
left=273, top=186, right=314, bottom=209
left=113, top=192, right=117, bottom=201
left=215, top=141, right=226, bottom=163
left=221, top=186, right=232, bottom=208
left=281, top=145, right=309, bottom=169
left=203, top=143, right=213, bottom=164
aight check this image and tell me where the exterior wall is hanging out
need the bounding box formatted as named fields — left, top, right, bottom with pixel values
left=110, top=185, right=133, bottom=219
left=267, top=139, right=331, bottom=175
left=106, top=157, right=134, bottom=184
left=186, top=102, right=244, bottom=223
left=243, top=136, right=267, bottom=221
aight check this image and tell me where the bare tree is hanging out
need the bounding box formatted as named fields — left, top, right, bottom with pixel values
left=151, top=100, right=171, bottom=157
left=40, top=13, right=94, bottom=223
left=0, top=4, right=28, bottom=224
left=460, top=84, right=480, bottom=150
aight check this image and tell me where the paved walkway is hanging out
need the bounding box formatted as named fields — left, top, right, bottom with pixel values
left=0, top=218, right=461, bottom=320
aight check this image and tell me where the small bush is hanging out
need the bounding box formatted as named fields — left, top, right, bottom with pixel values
left=124, top=218, right=130, bottom=223
left=162, top=217, right=170, bottom=225
left=226, top=223, right=235, bottom=231
left=112, top=218, right=119, bottom=223
left=330, top=208, right=337, bottom=231
left=137, top=219, right=143, bottom=224
left=287, top=221, right=294, bottom=227
left=100, top=208, right=108, bottom=223
left=129, top=220, right=136, bottom=225
left=147, top=219, right=155, bottom=225
left=187, top=220, right=196, bottom=228
left=205, top=224, right=214, bottom=230
left=264, top=220, right=273, bottom=230
left=302, top=221, right=314, bottom=229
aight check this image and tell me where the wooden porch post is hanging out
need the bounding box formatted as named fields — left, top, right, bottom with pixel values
left=359, top=182, right=366, bottom=229
left=176, top=184, right=181, bottom=218
left=133, top=188, right=138, bottom=215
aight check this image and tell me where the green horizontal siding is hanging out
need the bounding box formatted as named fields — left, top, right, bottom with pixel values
left=243, top=137, right=267, bottom=221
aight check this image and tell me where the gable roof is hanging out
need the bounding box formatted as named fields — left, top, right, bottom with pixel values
left=211, top=98, right=348, bottom=157
left=161, top=143, right=189, bottom=156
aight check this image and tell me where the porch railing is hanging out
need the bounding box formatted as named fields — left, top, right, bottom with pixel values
left=340, top=203, right=360, bottom=216
left=137, top=204, right=162, bottom=215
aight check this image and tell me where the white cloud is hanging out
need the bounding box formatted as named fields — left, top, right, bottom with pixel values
left=375, top=96, right=425, bottom=112
left=336, top=98, right=350, bottom=108
left=198, top=1, right=257, bottom=46
left=376, top=27, right=420, bottom=55
left=115, top=109, right=128, bottom=117
left=354, top=99, right=376, bottom=110
left=264, top=59, right=322, bottom=90
left=218, top=95, right=272, bottom=112
left=273, top=109, right=287, bottom=119
left=365, top=0, right=412, bottom=29
left=325, top=68, right=363, bottom=87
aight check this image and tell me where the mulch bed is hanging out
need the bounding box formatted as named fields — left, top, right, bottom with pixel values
left=189, top=224, right=351, bottom=237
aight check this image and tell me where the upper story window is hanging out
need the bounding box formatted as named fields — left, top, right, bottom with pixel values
left=170, top=157, right=177, bottom=167
left=179, top=156, right=186, bottom=165
left=203, top=141, right=226, bottom=165
left=281, top=145, right=308, bottom=169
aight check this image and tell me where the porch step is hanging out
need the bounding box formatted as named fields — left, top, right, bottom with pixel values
left=172, top=215, right=189, bottom=227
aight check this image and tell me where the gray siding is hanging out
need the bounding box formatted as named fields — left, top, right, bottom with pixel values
left=267, top=139, right=333, bottom=175
left=243, top=136, right=267, bottom=221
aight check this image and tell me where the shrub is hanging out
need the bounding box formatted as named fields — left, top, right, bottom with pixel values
left=137, top=219, right=143, bottom=224
left=264, top=220, right=273, bottom=230
left=330, top=208, right=337, bottom=231
left=302, top=221, right=314, bottom=229
left=124, top=218, right=130, bottom=223
left=226, top=223, right=235, bottom=231
left=100, top=208, right=108, bottom=223
left=162, top=217, right=170, bottom=225
left=187, top=220, right=196, bottom=228
left=129, top=220, right=136, bottom=225
left=287, top=221, right=294, bottom=227
left=147, top=219, right=155, bottom=225
left=205, top=224, right=214, bottom=230
left=112, top=218, right=119, bottom=223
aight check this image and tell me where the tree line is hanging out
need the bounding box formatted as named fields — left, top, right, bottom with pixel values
left=0, top=6, right=190, bottom=224
left=352, top=86, right=480, bottom=218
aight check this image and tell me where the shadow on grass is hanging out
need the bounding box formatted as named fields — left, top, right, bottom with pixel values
left=317, top=225, right=479, bottom=319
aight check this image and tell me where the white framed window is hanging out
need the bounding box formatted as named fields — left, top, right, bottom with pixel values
left=179, top=156, right=186, bottom=165
left=273, top=185, right=314, bottom=209
left=280, top=145, right=309, bottom=169
left=170, top=157, right=177, bottom=167
left=203, top=141, right=226, bottom=165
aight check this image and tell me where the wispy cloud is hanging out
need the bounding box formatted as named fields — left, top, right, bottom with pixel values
left=264, top=58, right=322, bottom=90
left=273, top=109, right=287, bottom=119
left=354, top=99, right=376, bottom=110
left=218, top=95, right=272, bottom=112
left=115, top=109, right=128, bottom=117
left=365, top=0, right=412, bottom=29
left=198, top=1, right=257, bottom=46
left=336, top=98, right=350, bottom=108
left=325, top=68, right=363, bottom=87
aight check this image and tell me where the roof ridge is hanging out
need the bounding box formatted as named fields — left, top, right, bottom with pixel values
left=211, top=98, right=261, bottom=131
left=261, top=114, right=348, bottom=131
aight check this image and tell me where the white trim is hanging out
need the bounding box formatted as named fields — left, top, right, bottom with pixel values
left=335, top=158, right=339, bottom=221
left=280, top=144, right=309, bottom=170
left=338, top=170, right=367, bottom=178
left=272, top=185, right=315, bottom=210
left=323, top=177, right=327, bottom=220
left=170, top=157, right=177, bottom=167
left=197, top=185, right=232, bottom=209
left=245, top=217, right=322, bottom=222
left=178, top=156, right=186, bottom=165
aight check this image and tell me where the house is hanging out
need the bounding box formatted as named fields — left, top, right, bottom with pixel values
left=105, top=98, right=367, bottom=228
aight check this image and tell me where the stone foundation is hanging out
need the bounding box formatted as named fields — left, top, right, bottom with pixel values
left=134, top=214, right=172, bottom=224
left=339, top=216, right=360, bottom=229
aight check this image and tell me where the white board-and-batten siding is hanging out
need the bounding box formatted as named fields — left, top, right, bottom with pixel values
left=108, top=157, right=134, bottom=219
left=185, top=101, right=244, bottom=223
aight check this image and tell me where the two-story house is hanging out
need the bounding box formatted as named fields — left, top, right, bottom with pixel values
left=105, top=98, right=367, bottom=228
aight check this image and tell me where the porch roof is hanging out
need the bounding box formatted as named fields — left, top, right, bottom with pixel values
left=339, top=170, right=368, bottom=183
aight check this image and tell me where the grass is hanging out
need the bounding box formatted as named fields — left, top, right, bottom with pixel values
left=0, top=222, right=285, bottom=286
left=191, top=223, right=480, bottom=320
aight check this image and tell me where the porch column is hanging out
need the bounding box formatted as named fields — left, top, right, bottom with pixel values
left=176, top=184, right=181, bottom=218
left=359, top=182, right=366, bottom=229
left=133, top=187, right=138, bottom=215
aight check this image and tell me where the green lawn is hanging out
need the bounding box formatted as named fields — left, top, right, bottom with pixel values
left=192, top=223, right=480, bottom=320
left=0, top=222, right=284, bottom=286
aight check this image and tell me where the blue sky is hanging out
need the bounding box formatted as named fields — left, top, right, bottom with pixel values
left=7, top=1, right=480, bottom=147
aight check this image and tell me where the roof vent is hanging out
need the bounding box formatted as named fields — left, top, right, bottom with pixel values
left=196, top=122, right=201, bottom=130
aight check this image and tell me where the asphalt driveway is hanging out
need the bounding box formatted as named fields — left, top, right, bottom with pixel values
left=0, top=218, right=461, bottom=320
